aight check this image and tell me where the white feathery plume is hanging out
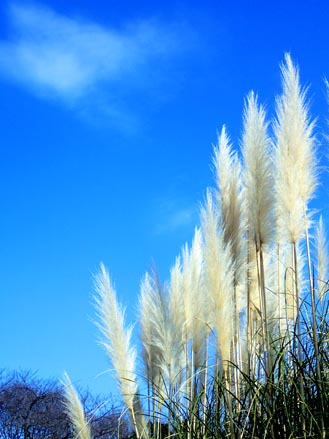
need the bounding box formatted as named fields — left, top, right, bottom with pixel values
left=213, top=126, right=245, bottom=287
left=242, top=91, right=274, bottom=247
left=316, top=216, right=328, bottom=301
left=139, top=270, right=183, bottom=389
left=62, top=373, right=91, bottom=439
left=94, top=264, right=148, bottom=438
left=181, top=242, right=193, bottom=341
left=169, top=256, right=185, bottom=348
left=94, top=263, right=138, bottom=409
left=139, top=272, right=163, bottom=386
left=168, top=256, right=188, bottom=406
left=182, top=228, right=208, bottom=369
left=274, top=53, right=317, bottom=244
left=213, top=125, right=246, bottom=375
left=201, top=189, right=234, bottom=372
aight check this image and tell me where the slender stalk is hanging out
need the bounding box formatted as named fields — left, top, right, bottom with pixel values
left=304, top=213, right=325, bottom=438
left=225, top=371, right=236, bottom=439
left=246, top=234, right=252, bottom=379
left=201, top=336, right=209, bottom=439
left=292, top=242, right=305, bottom=433
left=257, top=243, right=270, bottom=378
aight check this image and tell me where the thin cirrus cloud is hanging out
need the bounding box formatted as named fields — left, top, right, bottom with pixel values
left=153, top=199, right=198, bottom=235
left=0, top=3, right=188, bottom=104
left=166, top=207, right=196, bottom=231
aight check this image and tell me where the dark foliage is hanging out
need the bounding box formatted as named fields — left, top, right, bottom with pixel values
left=0, top=371, right=130, bottom=439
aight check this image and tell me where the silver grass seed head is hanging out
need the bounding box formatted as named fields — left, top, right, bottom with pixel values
left=62, top=373, right=91, bottom=439
left=213, top=126, right=246, bottom=286
left=242, top=91, right=274, bottom=247
left=186, top=227, right=208, bottom=367
left=140, top=269, right=183, bottom=387
left=169, top=255, right=185, bottom=337
left=201, top=190, right=234, bottom=370
left=274, top=53, right=317, bottom=244
left=139, top=272, right=163, bottom=383
left=94, top=263, right=138, bottom=409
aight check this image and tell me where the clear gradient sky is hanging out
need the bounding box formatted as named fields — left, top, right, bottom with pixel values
left=1, top=0, right=329, bottom=400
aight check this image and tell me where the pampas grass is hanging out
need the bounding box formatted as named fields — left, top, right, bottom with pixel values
left=65, top=54, right=329, bottom=439
left=139, top=272, right=163, bottom=386
left=62, top=373, right=91, bottom=439
left=139, top=270, right=183, bottom=391
left=182, top=227, right=208, bottom=370
left=242, top=91, right=273, bottom=248
left=94, top=263, right=147, bottom=439
left=201, top=190, right=234, bottom=374
left=213, top=125, right=245, bottom=287
left=274, top=53, right=317, bottom=245
left=94, top=263, right=138, bottom=409
left=168, top=256, right=185, bottom=356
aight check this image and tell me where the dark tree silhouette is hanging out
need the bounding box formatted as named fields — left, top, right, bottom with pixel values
left=0, top=371, right=130, bottom=439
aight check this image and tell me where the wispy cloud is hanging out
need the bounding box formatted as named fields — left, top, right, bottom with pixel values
left=0, top=3, right=189, bottom=105
left=153, top=198, right=198, bottom=235
left=164, top=207, right=197, bottom=231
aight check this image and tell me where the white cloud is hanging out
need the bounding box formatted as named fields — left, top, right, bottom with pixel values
left=153, top=199, right=197, bottom=235
left=165, top=207, right=196, bottom=230
left=0, top=3, right=185, bottom=102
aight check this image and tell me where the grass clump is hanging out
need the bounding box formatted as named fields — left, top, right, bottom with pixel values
left=64, top=54, right=329, bottom=439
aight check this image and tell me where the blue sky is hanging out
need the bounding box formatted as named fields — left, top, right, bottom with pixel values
left=0, top=0, right=329, bottom=400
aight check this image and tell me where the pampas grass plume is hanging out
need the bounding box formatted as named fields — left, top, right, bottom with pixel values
left=139, top=272, right=161, bottom=383
left=201, top=190, right=234, bottom=371
left=94, top=263, right=138, bottom=410
left=169, top=255, right=185, bottom=343
left=274, top=53, right=317, bottom=243
left=242, top=91, right=273, bottom=247
left=62, top=373, right=91, bottom=439
left=213, top=126, right=245, bottom=284
left=139, top=270, right=183, bottom=388
left=182, top=228, right=208, bottom=368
